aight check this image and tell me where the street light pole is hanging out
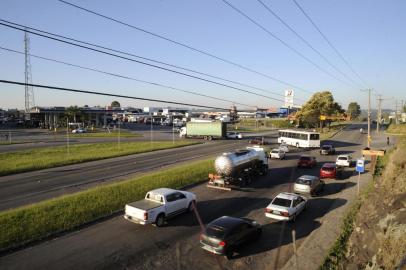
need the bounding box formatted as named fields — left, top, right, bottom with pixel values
left=361, top=89, right=373, bottom=148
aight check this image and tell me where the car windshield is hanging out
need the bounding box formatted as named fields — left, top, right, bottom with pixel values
left=206, top=225, right=226, bottom=238
left=322, top=146, right=331, bottom=150
left=300, top=157, right=311, bottom=161
left=272, top=150, right=279, bottom=153
left=296, top=178, right=312, bottom=185
left=272, top=198, right=292, bottom=207
left=338, top=157, right=348, bottom=160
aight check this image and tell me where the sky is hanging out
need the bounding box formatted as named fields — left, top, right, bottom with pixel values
left=0, top=0, right=405, bottom=111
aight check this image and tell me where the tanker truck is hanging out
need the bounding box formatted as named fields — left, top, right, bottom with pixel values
left=207, top=146, right=268, bottom=190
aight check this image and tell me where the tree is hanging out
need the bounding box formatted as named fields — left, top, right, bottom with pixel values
left=65, top=106, right=81, bottom=123
left=347, top=102, right=361, bottom=119
left=111, top=101, right=121, bottom=108
left=296, top=91, right=342, bottom=128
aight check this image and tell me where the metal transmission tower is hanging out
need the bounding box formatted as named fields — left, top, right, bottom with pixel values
left=24, top=30, right=35, bottom=120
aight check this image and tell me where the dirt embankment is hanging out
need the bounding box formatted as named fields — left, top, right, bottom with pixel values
left=341, top=142, right=406, bottom=269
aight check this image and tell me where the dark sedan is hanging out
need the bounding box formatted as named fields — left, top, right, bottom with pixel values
left=297, top=155, right=317, bottom=168
left=200, top=216, right=262, bottom=259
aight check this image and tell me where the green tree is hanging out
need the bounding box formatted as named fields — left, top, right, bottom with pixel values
left=347, top=102, right=361, bottom=119
left=296, top=91, right=342, bottom=128
left=111, top=101, right=121, bottom=108
left=65, top=106, right=81, bottom=123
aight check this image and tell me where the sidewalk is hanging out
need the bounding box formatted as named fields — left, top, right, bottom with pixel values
left=281, top=130, right=394, bottom=270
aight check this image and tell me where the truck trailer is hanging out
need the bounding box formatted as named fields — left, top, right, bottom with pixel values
left=208, top=146, right=268, bottom=190
left=180, top=121, right=227, bottom=140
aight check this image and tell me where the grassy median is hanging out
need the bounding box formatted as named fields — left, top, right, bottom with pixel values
left=70, top=130, right=142, bottom=138
left=0, top=158, right=214, bottom=251
left=0, top=141, right=199, bottom=176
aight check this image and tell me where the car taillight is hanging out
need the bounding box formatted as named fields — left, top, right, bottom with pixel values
left=218, top=241, right=226, bottom=247
left=143, top=212, right=148, bottom=221
left=265, top=208, right=272, bottom=213
left=281, top=212, right=289, bottom=217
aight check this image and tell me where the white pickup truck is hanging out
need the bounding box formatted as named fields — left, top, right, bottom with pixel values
left=124, top=188, right=197, bottom=227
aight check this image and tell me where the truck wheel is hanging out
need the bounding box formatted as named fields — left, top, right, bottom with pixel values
left=155, top=214, right=165, bottom=227
left=208, top=136, right=213, bottom=141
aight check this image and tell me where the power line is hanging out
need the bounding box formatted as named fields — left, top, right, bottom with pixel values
left=221, top=0, right=356, bottom=89
left=292, top=0, right=369, bottom=88
left=256, top=0, right=363, bottom=89
left=57, top=0, right=312, bottom=94
left=0, top=80, right=231, bottom=110
left=0, top=46, right=256, bottom=108
left=0, top=20, right=294, bottom=105
left=0, top=19, right=289, bottom=100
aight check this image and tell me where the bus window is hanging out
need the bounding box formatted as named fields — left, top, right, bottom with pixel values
left=310, top=134, right=319, bottom=140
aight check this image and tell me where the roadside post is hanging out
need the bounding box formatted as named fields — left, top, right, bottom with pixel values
left=356, top=158, right=365, bottom=195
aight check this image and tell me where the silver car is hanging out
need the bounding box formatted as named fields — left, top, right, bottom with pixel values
left=293, top=175, right=324, bottom=196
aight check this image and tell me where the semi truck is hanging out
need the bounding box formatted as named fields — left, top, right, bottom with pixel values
left=207, top=146, right=268, bottom=190
left=179, top=121, right=227, bottom=140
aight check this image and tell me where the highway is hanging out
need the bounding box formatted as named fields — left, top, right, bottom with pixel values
left=0, top=132, right=278, bottom=211
left=0, top=123, right=367, bottom=270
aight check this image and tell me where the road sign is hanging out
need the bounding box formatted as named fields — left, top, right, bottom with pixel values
left=319, top=115, right=326, bottom=120
left=356, top=159, right=365, bottom=173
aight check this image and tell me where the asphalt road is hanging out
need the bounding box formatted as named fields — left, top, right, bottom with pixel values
left=0, top=134, right=278, bottom=211
left=0, top=123, right=368, bottom=270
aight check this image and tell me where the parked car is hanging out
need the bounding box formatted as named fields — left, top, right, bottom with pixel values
left=297, top=155, right=317, bottom=168
left=279, top=143, right=289, bottom=153
left=248, top=137, right=268, bottom=145
left=294, top=175, right=324, bottom=196
left=265, top=192, right=307, bottom=222
left=320, top=163, right=344, bottom=179
left=336, top=155, right=353, bottom=167
left=319, top=144, right=336, bottom=155
left=200, top=216, right=262, bottom=259
left=270, top=148, right=286, bottom=159
left=226, top=131, right=243, bottom=139
left=124, top=188, right=196, bottom=227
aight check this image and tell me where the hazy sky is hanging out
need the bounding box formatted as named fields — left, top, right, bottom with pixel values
left=1, top=0, right=405, bottom=111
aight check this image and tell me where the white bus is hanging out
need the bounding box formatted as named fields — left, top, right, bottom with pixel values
left=278, top=129, right=320, bottom=148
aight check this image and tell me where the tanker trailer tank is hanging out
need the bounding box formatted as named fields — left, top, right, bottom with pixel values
left=208, top=146, right=269, bottom=190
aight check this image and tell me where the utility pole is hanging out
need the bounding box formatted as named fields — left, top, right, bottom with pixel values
left=395, top=100, right=398, bottom=124
left=361, top=89, right=373, bottom=148
left=24, top=30, right=35, bottom=121
left=376, top=95, right=382, bottom=132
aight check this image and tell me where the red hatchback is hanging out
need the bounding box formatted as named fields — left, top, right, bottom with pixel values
left=320, top=163, right=343, bottom=179
left=297, top=155, right=317, bottom=168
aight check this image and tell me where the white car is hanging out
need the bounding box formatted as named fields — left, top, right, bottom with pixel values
left=279, top=143, right=289, bottom=153
left=270, top=148, right=286, bottom=159
left=265, top=192, right=307, bottom=222
left=227, top=132, right=243, bottom=139
left=336, top=155, right=353, bottom=167
left=124, top=188, right=196, bottom=227
left=72, top=128, right=86, bottom=134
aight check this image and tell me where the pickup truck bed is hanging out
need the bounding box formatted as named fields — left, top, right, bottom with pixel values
left=127, top=200, right=162, bottom=211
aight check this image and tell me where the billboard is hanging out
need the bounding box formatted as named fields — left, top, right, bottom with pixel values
left=285, top=90, right=294, bottom=108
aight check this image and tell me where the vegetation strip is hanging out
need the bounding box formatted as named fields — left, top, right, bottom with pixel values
left=0, top=158, right=213, bottom=252
left=70, top=131, right=142, bottom=138
left=319, top=151, right=391, bottom=269
left=0, top=140, right=199, bottom=176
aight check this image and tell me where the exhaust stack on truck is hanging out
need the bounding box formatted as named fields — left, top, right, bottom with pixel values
left=208, top=146, right=268, bottom=190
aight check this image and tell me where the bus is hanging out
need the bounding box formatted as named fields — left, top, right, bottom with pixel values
left=278, top=129, right=320, bottom=148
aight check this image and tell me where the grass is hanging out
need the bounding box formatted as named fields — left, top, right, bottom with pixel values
left=0, top=158, right=214, bottom=251
left=319, top=147, right=393, bottom=270
left=0, top=141, right=199, bottom=176
left=319, top=123, right=347, bottom=141
left=386, top=123, right=406, bottom=135
left=230, top=118, right=293, bottom=132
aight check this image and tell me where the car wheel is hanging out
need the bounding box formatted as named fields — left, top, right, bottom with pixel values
left=188, top=201, right=195, bottom=212
left=155, top=214, right=165, bottom=227
left=225, top=249, right=233, bottom=260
